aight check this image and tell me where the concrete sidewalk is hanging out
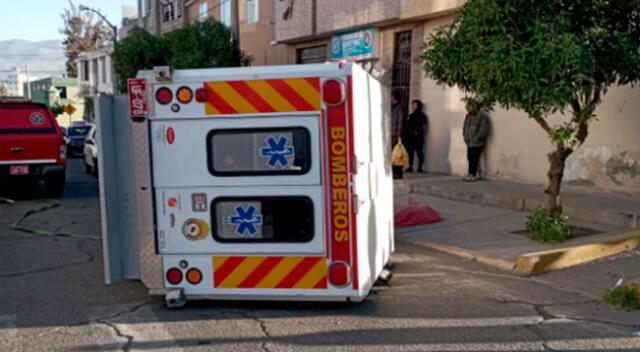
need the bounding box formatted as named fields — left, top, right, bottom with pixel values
left=394, top=191, right=640, bottom=275
left=395, top=173, right=640, bottom=229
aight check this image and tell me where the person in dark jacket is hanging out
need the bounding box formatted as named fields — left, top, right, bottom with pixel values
left=462, top=103, right=490, bottom=181
left=405, top=99, right=428, bottom=173
left=390, top=94, right=407, bottom=149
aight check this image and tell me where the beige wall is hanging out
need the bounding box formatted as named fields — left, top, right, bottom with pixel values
left=420, top=15, right=640, bottom=194
left=276, top=0, right=401, bottom=42
left=239, top=0, right=288, bottom=65
left=275, top=0, right=314, bottom=42
left=400, top=0, right=464, bottom=20
left=56, top=86, right=86, bottom=128
left=316, top=0, right=400, bottom=35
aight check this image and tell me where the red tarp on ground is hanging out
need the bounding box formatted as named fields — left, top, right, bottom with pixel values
left=394, top=198, right=442, bottom=227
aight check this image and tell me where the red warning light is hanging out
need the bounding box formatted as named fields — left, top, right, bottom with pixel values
left=156, top=87, right=173, bottom=105
left=328, top=261, right=350, bottom=287
left=195, top=88, right=208, bottom=103
left=322, top=79, right=345, bottom=106
left=166, top=268, right=183, bottom=285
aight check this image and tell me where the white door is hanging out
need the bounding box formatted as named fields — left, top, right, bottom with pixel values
left=150, top=115, right=321, bottom=187
left=150, top=115, right=324, bottom=255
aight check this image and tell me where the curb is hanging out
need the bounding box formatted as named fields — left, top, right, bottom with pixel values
left=514, top=230, right=640, bottom=275
left=395, top=179, right=640, bottom=230
left=398, top=236, right=516, bottom=272
left=398, top=230, right=640, bottom=276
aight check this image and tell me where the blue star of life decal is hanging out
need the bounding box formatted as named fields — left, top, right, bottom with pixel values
left=223, top=204, right=263, bottom=236
left=257, top=135, right=294, bottom=168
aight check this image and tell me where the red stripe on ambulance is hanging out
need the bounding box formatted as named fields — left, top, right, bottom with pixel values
left=325, top=77, right=353, bottom=288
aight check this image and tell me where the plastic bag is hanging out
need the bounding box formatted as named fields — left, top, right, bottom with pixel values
left=391, top=139, right=409, bottom=167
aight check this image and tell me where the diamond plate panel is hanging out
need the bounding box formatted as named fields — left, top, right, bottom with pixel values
left=131, top=118, right=164, bottom=291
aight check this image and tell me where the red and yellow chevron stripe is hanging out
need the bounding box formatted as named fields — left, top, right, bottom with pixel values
left=203, top=78, right=321, bottom=115
left=212, top=256, right=327, bottom=289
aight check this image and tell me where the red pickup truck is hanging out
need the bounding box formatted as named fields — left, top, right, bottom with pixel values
left=0, top=100, right=67, bottom=196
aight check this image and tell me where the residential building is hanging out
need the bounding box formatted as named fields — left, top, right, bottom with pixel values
left=185, top=0, right=287, bottom=66
left=77, top=47, right=115, bottom=96
left=274, top=0, right=640, bottom=194
left=1, top=67, right=28, bottom=97
left=27, top=77, right=85, bottom=128
left=129, top=0, right=186, bottom=36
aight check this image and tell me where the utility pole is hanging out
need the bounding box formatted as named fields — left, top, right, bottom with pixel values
left=230, top=0, right=240, bottom=49
left=25, top=64, right=31, bottom=99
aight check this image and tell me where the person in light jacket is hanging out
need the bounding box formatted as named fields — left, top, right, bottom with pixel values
left=462, top=103, right=490, bottom=181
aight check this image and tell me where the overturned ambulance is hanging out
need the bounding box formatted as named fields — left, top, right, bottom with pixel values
left=97, top=62, right=394, bottom=306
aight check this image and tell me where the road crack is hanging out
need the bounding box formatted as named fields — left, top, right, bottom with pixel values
left=0, top=240, right=95, bottom=278
left=95, top=319, right=134, bottom=352
left=243, top=312, right=273, bottom=352
left=496, top=298, right=640, bottom=328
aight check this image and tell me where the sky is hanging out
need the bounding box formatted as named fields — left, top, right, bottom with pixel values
left=0, top=0, right=137, bottom=41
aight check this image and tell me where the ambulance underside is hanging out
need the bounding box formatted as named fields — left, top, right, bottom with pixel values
left=98, top=63, right=394, bottom=303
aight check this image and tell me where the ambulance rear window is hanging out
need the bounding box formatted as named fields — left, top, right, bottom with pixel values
left=207, top=127, right=311, bottom=176
left=212, top=196, right=314, bottom=243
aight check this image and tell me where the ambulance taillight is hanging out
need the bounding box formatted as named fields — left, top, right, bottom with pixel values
left=195, top=88, right=208, bottom=102
left=166, top=267, right=183, bottom=285
left=186, top=268, right=202, bottom=285
left=156, top=87, right=173, bottom=105
left=176, top=87, right=193, bottom=103
left=328, top=261, right=350, bottom=287
left=322, top=79, right=345, bottom=105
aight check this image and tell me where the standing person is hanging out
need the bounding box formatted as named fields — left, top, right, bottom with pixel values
left=405, top=99, right=428, bottom=173
left=390, top=93, right=407, bottom=150
left=462, top=102, right=490, bottom=181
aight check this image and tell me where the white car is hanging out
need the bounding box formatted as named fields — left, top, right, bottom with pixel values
left=83, top=124, right=98, bottom=176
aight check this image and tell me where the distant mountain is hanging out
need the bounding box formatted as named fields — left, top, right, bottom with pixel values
left=0, top=39, right=67, bottom=79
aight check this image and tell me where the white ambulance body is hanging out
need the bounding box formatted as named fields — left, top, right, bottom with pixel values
left=98, top=62, right=394, bottom=304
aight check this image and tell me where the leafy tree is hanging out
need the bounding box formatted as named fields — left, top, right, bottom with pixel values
left=0, top=85, right=9, bottom=97
left=112, top=27, right=168, bottom=92
left=112, top=20, right=251, bottom=91
left=60, top=0, right=113, bottom=77
left=164, top=20, right=251, bottom=69
left=422, top=0, right=640, bottom=214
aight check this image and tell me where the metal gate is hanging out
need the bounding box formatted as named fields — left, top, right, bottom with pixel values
left=391, top=31, right=412, bottom=109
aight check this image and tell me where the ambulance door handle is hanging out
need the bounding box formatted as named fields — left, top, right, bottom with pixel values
left=352, top=194, right=359, bottom=214
left=351, top=154, right=357, bottom=175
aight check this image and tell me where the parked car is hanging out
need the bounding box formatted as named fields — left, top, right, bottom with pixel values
left=83, top=124, right=98, bottom=176
left=0, top=100, right=67, bottom=196
left=66, top=125, right=91, bottom=157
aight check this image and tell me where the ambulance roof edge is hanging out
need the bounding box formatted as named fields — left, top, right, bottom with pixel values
left=136, top=63, right=353, bottom=84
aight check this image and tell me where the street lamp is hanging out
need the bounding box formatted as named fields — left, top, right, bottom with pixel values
left=78, top=5, right=118, bottom=45
left=79, top=4, right=119, bottom=94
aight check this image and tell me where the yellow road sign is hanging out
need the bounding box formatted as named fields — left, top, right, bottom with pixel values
left=63, top=104, right=76, bottom=115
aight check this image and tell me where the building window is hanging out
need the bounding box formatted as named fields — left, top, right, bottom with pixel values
left=246, top=0, right=259, bottom=24
left=100, top=58, right=107, bottom=83
left=296, top=45, right=327, bottom=64
left=56, top=86, right=67, bottom=99
left=162, top=0, right=183, bottom=22
left=199, top=1, right=208, bottom=22
left=81, top=61, right=89, bottom=82
left=221, top=0, right=231, bottom=26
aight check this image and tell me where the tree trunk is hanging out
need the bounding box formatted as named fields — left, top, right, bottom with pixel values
left=546, top=147, right=572, bottom=214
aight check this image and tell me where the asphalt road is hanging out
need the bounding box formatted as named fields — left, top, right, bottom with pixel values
left=1, top=159, right=639, bottom=352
